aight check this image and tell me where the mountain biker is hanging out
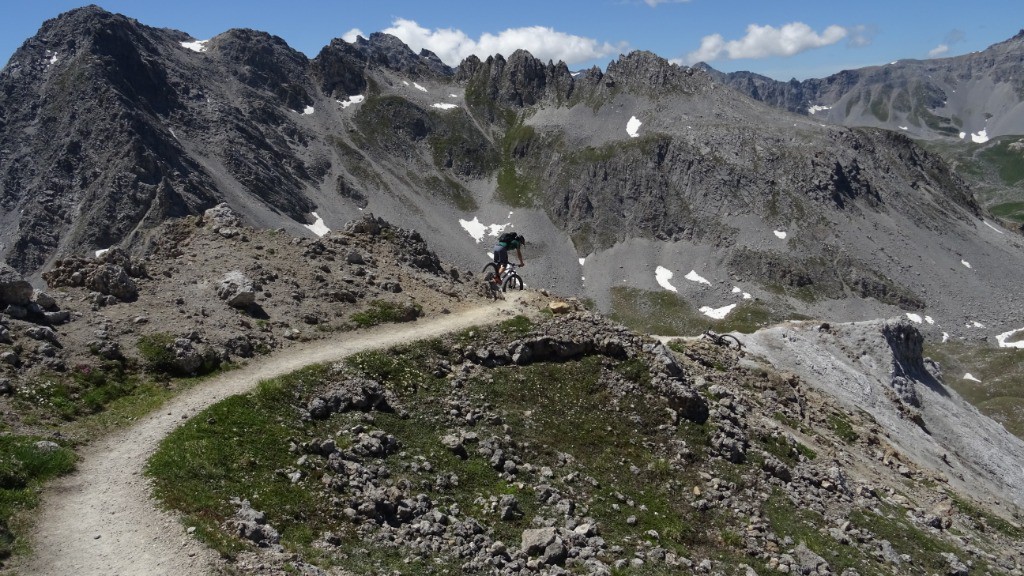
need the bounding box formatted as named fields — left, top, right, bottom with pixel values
left=492, top=232, right=526, bottom=286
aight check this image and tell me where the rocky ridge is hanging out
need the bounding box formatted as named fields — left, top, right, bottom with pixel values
left=702, top=30, right=1024, bottom=141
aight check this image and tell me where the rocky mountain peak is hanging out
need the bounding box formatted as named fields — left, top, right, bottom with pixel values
left=206, top=27, right=312, bottom=111
left=604, top=50, right=712, bottom=94
left=312, top=32, right=452, bottom=99
left=456, top=49, right=575, bottom=110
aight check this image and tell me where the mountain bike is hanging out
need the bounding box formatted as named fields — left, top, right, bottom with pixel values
left=701, top=329, right=742, bottom=350
left=482, top=261, right=525, bottom=292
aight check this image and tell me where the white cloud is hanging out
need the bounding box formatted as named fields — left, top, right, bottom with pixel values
left=382, top=18, right=623, bottom=67
left=342, top=28, right=363, bottom=43
left=684, top=22, right=848, bottom=64
left=928, top=44, right=949, bottom=57
left=846, top=24, right=874, bottom=48
left=643, top=0, right=692, bottom=5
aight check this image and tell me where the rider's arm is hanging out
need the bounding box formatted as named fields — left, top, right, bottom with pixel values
left=515, top=247, right=524, bottom=266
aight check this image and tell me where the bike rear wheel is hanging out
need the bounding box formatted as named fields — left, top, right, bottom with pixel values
left=482, top=262, right=499, bottom=275
left=502, top=273, right=524, bottom=291
left=718, top=334, right=742, bottom=350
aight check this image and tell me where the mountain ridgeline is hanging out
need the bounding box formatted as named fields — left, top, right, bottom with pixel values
left=701, top=30, right=1024, bottom=141
left=2, top=6, right=1024, bottom=334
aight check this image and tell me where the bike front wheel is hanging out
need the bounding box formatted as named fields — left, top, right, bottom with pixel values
left=502, top=273, right=524, bottom=291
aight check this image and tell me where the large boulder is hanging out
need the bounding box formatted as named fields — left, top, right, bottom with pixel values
left=217, top=271, right=256, bottom=308
left=0, top=263, right=33, bottom=306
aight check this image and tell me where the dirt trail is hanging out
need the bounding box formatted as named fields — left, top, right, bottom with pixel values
left=14, top=294, right=535, bottom=576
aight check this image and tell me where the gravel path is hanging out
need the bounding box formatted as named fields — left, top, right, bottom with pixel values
left=15, top=294, right=533, bottom=576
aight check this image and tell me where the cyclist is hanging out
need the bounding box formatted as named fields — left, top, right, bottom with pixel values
left=492, top=232, right=526, bottom=287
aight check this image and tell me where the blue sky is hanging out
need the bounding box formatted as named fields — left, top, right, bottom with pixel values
left=1, top=1, right=1021, bottom=80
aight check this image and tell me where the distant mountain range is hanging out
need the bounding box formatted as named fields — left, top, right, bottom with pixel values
left=700, top=30, right=1024, bottom=142
left=2, top=6, right=1024, bottom=339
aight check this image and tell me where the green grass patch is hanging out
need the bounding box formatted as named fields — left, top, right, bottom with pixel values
left=978, top=140, right=1024, bottom=185
left=148, top=365, right=329, bottom=559
left=848, top=506, right=962, bottom=571
left=349, top=300, right=422, bottom=328
left=763, top=491, right=863, bottom=573
left=15, top=363, right=144, bottom=423
left=828, top=414, right=858, bottom=443
left=990, top=201, right=1024, bottom=223
left=948, top=493, right=1024, bottom=541
left=0, top=436, right=76, bottom=560
left=495, top=115, right=538, bottom=207
left=609, top=286, right=796, bottom=336
left=421, top=175, right=477, bottom=211
left=925, top=341, right=1024, bottom=439
left=497, top=315, right=534, bottom=338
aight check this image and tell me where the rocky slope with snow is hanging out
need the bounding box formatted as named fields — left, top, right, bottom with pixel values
left=3, top=7, right=1024, bottom=345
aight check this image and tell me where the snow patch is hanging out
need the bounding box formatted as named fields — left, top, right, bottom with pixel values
left=959, top=131, right=967, bottom=139
left=431, top=103, right=458, bottom=110
left=995, top=328, right=1024, bottom=349
left=338, top=95, right=365, bottom=108
left=906, top=313, right=923, bottom=324
left=898, top=126, right=908, bottom=131
left=961, top=260, right=971, bottom=269
left=968, top=321, right=985, bottom=328
left=963, top=373, right=982, bottom=383
left=773, top=230, right=787, bottom=239
left=807, top=105, right=831, bottom=114
left=700, top=303, right=737, bottom=319
left=304, top=212, right=330, bottom=237
left=684, top=270, right=711, bottom=285
left=655, top=266, right=677, bottom=292
left=181, top=39, right=209, bottom=52
left=413, top=82, right=428, bottom=92
left=924, top=316, right=934, bottom=325
left=459, top=217, right=510, bottom=243
left=971, top=129, right=989, bottom=144
left=731, top=286, right=751, bottom=299
left=94, top=248, right=110, bottom=258
left=626, top=116, right=642, bottom=138
left=942, top=332, right=950, bottom=343
left=984, top=221, right=1004, bottom=234
left=302, top=106, right=315, bottom=115
left=578, top=258, right=585, bottom=266
left=47, top=51, right=59, bottom=65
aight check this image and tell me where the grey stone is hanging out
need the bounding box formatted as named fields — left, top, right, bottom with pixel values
left=217, top=271, right=256, bottom=308
left=0, top=263, right=32, bottom=306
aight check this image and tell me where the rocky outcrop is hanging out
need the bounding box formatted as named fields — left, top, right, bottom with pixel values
left=226, top=498, right=281, bottom=548
left=0, top=263, right=33, bottom=306
left=43, top=248, right=145, bottom=303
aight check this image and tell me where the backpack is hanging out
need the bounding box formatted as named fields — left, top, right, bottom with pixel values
left=498, top=231, right=517, bottom=246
